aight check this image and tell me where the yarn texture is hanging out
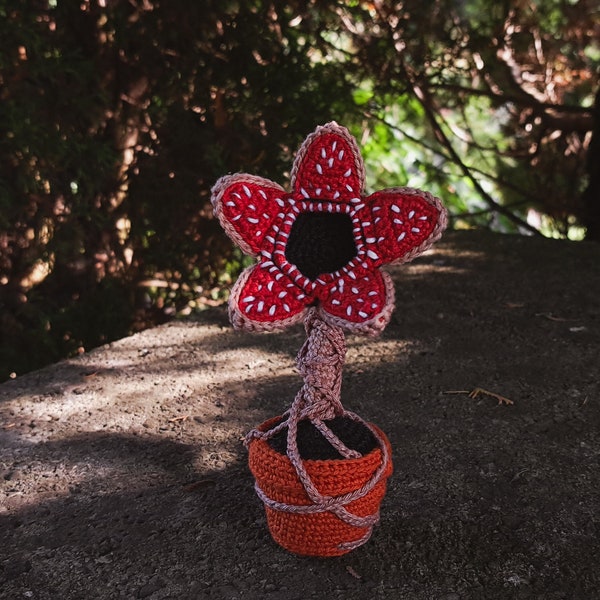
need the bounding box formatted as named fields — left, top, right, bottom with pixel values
left=245, top=310, right=393, bottom=556
left=211, top=122, right=448, bottom=557
left=211, top=121, right=447, bottom=335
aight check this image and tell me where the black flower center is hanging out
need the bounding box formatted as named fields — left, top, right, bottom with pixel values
left=285, top=211, right=357, bottom=281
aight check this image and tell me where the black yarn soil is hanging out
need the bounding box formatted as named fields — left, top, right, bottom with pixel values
left=285, top=212, right=357, bottom=281
left=268, top=416, right=378, bottom=460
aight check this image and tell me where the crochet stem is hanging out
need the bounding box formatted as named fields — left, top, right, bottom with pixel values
left=245, top=308, right=391, bottom=551
left=294, top=308, right=346, bottom=420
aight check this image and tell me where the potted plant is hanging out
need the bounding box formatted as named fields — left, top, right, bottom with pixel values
left=211, top=122, right=447, bottom=556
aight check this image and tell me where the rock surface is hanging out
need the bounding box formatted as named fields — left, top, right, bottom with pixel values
left=1, top=230, right=599, bottom=599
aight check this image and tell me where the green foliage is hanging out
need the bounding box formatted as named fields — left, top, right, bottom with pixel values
left=0, top=0, right=597, bottom=380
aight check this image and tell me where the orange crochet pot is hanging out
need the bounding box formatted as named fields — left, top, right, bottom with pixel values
left=247, top=416, right=393, bottom=557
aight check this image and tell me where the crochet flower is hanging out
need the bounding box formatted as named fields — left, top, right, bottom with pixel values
left=211, top=122, right=447, bottom=335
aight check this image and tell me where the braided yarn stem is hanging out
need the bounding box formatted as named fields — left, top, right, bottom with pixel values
left=246, top=308, right=391, bottom=553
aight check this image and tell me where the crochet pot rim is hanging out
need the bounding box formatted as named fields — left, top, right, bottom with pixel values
left=249, top=414, right=389, bottom=467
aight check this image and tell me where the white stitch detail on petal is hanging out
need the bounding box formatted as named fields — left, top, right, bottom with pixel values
left=316, top=163, right=323, bottom=175
left=257, top=301, right=264, bottom=312
left=373, top=206, right=381, bottom=211
left=284, top=303, right=290, bottom=312
left=248, top=203, right=256, bottom=210
left=225, top=201, right=235, bottom=207
left=278, top=291, right=287, bottom=298
left=301, top=188, right=309, bottom=198
left=366, top=237, right=376, bottom=243
left=232, top=214, right=242, bottom=221
left=243, top=185, right=252, bottom=198
left=346, top=305, right=352, bottom=316
left=328, top=158, right=334, bottom=168
left=275, top=198, right=285, bottom=207
left=256, top=230, right=262, bottom=237
left=346, top=184, right=353, bottom=192
left=343, top=168, right=352, bottom=177
left=247, top=217, right=259, bottom=224
left=368, top=291, right=378, bottom=296
left=338, top=150, right=344, bottom=160
left=243, top=296, right=255, bottom=302
left=332, top=299, right=341, bottom=305
left=359, top=311, right=368, bottom=318
left=333, top=191, right=340, bottom=199
left=351, top=287, right=359, bottom=294
left=267, top=281, right=274, bottom=291
left=269, top=305, right=276, bottom=316
left=367, top=249, right=379, bottom=260
left=332, top=141, right=337, bottom=151
left=245, top=304, right=253, bottom=313
left=321, top=148, right=326, bottom=158
left=394, top=218, right=404, bottom=224
left=409, top=210, right=415, bottom=219
left=259, top=190, right=267, bottom=199
left=412, top=227, right=421, bottom=233
left=391, top=205, right=400, bottom=213
left=398, top=232, right=406, bottom=241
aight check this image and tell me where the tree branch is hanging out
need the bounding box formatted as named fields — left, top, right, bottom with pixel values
left=365, top=109, right=551, bottom=207
left=408, top=81, right=543, bottom=236
left=428, top=83, right=593, bottom=117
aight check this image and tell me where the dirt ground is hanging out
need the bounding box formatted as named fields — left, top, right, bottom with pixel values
left=1, top=229, right=599, bottom=600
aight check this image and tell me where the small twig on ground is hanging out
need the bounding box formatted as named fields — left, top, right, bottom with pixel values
left=346, top=566, right=362, bottom=580
left=168, top=415, right=189, bottom=423
left=444, top=387, right=514, bottom=406
left=535, top=312, right=574, bottom=322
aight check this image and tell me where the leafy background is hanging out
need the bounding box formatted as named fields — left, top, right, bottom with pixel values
left=1, top=0, right=598, bottom=381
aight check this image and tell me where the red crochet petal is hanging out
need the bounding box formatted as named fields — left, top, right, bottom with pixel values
left=316, top=266, right=395, bottom=335
left=356, top=188, right=447, bottom=267
left=211, top=174, right=287, bottom=256
left=290, top=122, right=365, bottom=204
left=228, top=264, right=311, bottom=331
